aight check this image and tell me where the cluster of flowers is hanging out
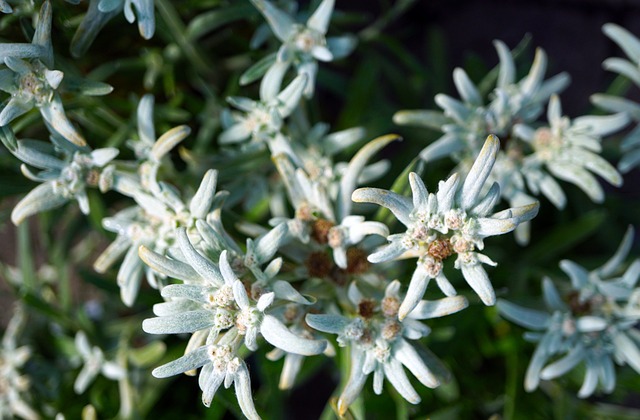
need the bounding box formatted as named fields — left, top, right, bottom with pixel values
left=0, top=1, right=639, bottom=418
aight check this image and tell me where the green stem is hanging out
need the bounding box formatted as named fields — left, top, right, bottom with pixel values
left=17, top=221, right=36, bottom=292
left=155, top=0, right=213, bottom=76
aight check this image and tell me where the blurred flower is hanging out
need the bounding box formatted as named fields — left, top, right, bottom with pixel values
left=1, top=129, right=118, bottom=225
left=307, top=280, right=467, bottom=415
left=93, top=94, right=199, bottom=305
left=219, top=73, right=307, bottom=161
left=94, top=169, right=223, bottom=305
left=0, top=307, right=39, bottom=420
left=593, top=23, right=640, bottom=173
left=498, top=227, right=640, bottom=398
left=514, top=94, right=624, bottom=208
left=141, top=232, right=326, bottom=415
left=0, top=1, right=89, bottom=146
left=71, top=0, right=155, bottom=57
left=353, top=135, right=539, bottom=315
left=73, top=332, right=126, bottom=394
left=249, top=0, right=356, bottom=98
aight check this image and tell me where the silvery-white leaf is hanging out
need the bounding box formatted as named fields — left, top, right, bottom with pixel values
left=338, top=134, right=399, bottom=220
left=460, top=261, right=496, bottom=306
left=177, top=228, right=223, bottom=283
left=189, top=169, right=218, bottom=219
left=143, top=310, right=215, bottom=334
left=497, top=299, right=550, bottom=330
left=383, top=358, right=420, bottom=404
left=399, top=265, right=429, bottom=321
left=460, top=135, right=499, bottom=210
left=234, top=361, right=261, bottom=420
left=598, top=226, right=634, bottom=277
left=394, top=338, right=439, bottom=388
left=11, top=181, right=69, bottom=225
left=409, top=295, right=468, bottom=320
left=305, top=314, right=350, bottom=334
left=151, top=125, right=191, bottom=161
left=261, top=314, right=326, bottom=355
left=494, top=40, right=515, bottom=88
left=250, top=0, right=296, bottom=42
left=272, top=280, right=312, bottom=305
left=539, top=345, right=584, bottom=380
left=352, top=187, right=412, bottom=227
left=152, top=345, right=210, bottom=378
left=453, top=67, right=482, bottom=106
left=138, top=245, right=203, bottom=283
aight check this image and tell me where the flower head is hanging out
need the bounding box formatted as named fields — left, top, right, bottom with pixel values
left=592, top=23, right=640, bottom=173
left=3, top=130, right=118, bottom=225
left=0, top=307, right=39, bottom=420
left=498, top=227, right=640, bottom=398
left=141, top=229, right=327, bottom=416
left=353, top=135, right=539, bottom=315
left=249, top=0, right=355, bottom=98
left=394, top=41, right=586, bottom=244
left=73, top=332, right=126, bottom=394
left=306, top=280, right=468, bottom=414
left=514, top=94, right=624, bottom=208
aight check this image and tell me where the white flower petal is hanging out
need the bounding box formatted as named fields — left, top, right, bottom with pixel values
left=383, top=358, right=420, bottom=404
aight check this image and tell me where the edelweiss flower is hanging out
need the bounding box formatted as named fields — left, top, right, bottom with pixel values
left=71, top=0, right=155, bottom=57
left=514, top=94, right=624, bottom=208
left=592, top=23, right=640, bottom=172
left=272, top=135, right=395, bottom=268
left=393, top=41, right=580, bottom=244
left=0, top=1, right=89, bottom=146
left=95, top=169, right=223, bottom=305
left=73, top=332, right=126, bottom=394
left=307, top=280, right=468, bottom=415
left=141, top=232, right=327, bottom=417
left=498, top=227, right=640, bottom=398
left=249, top=0, right=355, bottom=98
left=353, top=135, right=539, bottom=316
left=2, top=130, right=118, bottom=225
left=0, top=308, right=38, bottom=420
left=219, top=74, right=306, bottom=159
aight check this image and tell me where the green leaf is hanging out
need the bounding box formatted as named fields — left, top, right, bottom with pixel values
left=239, top=53, right=277, bottom=86
left=522, top=210, right=606, bottom=264
left=63, top=76, right=114, bottom=96
left=393, top=110, right=448, bottom=130
left=186, top=4, right=256, bottom=40
left=128, top=341, right=167, bottom=368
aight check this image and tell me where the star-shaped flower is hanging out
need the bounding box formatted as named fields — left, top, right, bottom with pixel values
left=353, top=135, right=539, bottom=316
